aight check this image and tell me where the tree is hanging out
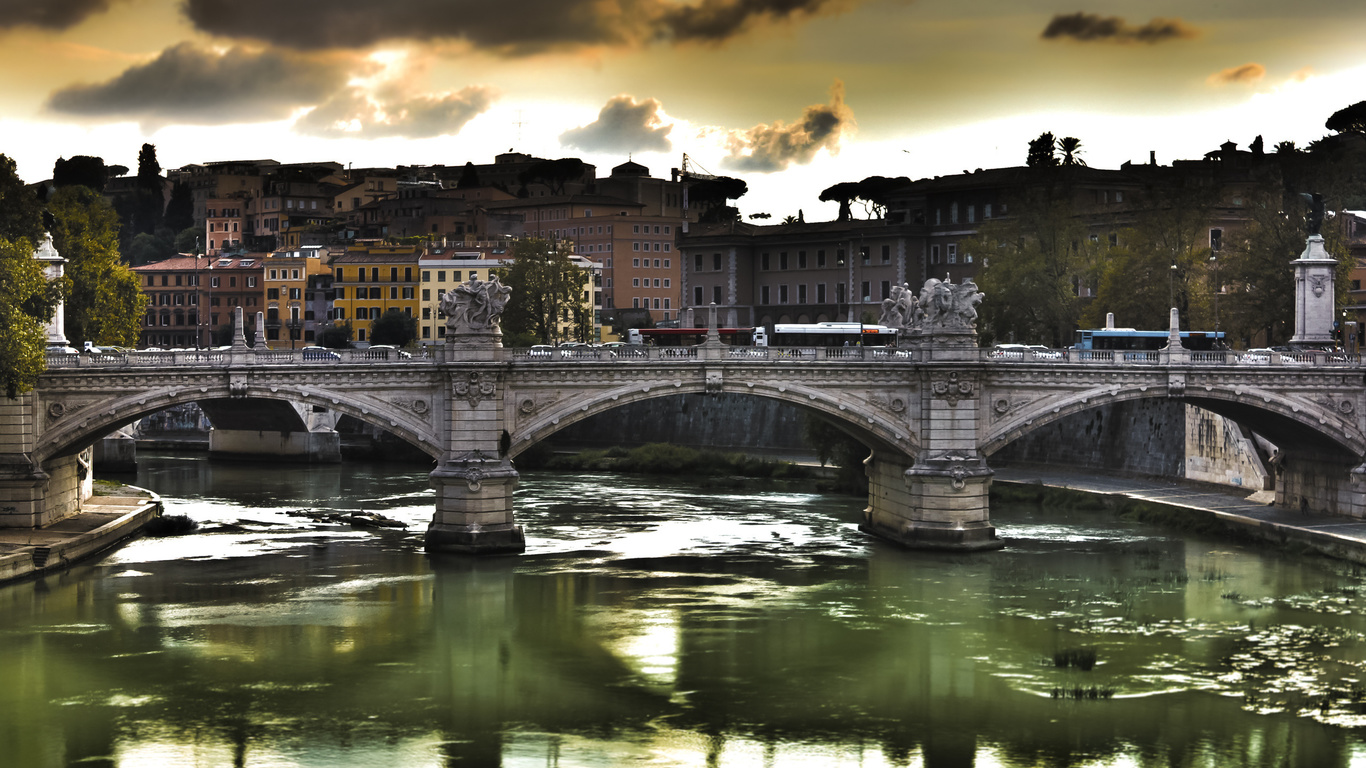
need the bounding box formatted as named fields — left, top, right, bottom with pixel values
left=1325, top=100, right=1366, bottom=134
left=1057, top=137, right=1085, bottom=166
left=1027, top=132, right=1059, bottom=168
left=496, top=238, right=590, bottom=344
left=48, top=186, right=147, bottom=347
left=317, top=321, right=352, bottom=349
left=164, top=181, right=194, bottom=233
left=1085, top=182, right=1221, bottom=331
left=174, top=226, right=202, bottom=254
left=687, top=175, right=748, bottom=223
left=819, top=181, right=859, bottom=221
left=970, top=183, right=1099, bottom=347
left=125, top=230, right=176, bottom=266
left=133, top=143, right=163, bottom=236
left=456, top=162, right=481, bottom=189
left=52, top=156, right=113, bottom=192
left=369, top=308, right=418, bottom=347
left=0, top=155, right=62, bottom=398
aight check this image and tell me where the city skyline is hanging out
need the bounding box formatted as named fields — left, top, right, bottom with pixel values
left=1, top=0, right=1364, bottom=217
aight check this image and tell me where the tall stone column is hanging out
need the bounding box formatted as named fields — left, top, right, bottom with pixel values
left=863, top=277, right=1003, bottom=550
left=427, top=275, right=524, bottom=555
left=1290, top=234, right=1337, bottom=347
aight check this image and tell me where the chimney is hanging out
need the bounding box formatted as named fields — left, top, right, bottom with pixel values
left=1149, top=151, right=1156, bottom=166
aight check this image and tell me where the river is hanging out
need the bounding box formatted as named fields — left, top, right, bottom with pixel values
left=2, top=454, right=1366, bottom=767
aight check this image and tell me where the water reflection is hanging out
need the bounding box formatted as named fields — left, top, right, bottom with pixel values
left=0, top=455, right=1362, bottom=766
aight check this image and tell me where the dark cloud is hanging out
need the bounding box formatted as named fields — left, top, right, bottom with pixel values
left=182, top=0, right=858, bottom=54
left=559, top=95, right=673, bottom=154
left=1041, top=13, right=1199, bottom=44
left=1209, top=62, right=1266, bottom=85
left=723, top=81, right=854, bottom=173
left=46, top=43, right=352, bottom=127
left=294, top=85, right=496, bottom=138
left=0, top=0, right=120, bottom=31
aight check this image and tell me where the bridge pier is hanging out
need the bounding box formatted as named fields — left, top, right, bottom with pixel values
left=1275, top=448, right=1366, bottom=518
left=426, top=461, right=525, bottom=554
left=861, top=453, right=1004, bottom=551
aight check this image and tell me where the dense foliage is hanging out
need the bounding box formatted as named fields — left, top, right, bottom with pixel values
left=495, top=238, right=593, bottom=345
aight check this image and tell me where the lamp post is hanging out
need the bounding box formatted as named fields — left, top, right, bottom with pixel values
left=1210, top=253, right=1220, bottom=345
left=1169, top=260, right=1178, bottom=311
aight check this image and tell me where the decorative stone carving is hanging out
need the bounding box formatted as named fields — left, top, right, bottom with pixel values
left=441, top=275, right=511, bottom=334
left=868, top=391, right=907, bottom=414
left=878, top=283, right=920, bottom=332
left=918, top=278, right=983, bottom=332
left=389, top=398, right=430, bottom=415
left=705, top=369, right=723, bottom=395
left=930, top=372, right=974, bottom=406
left=453, top=372, right=496, bottom=407
left=47, top=403, right=65, bottom=420
left=516, top=393, right=559, bottom=415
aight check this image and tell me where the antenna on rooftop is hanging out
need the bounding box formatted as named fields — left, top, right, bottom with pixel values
left=514, top=110, right=526, bottom=147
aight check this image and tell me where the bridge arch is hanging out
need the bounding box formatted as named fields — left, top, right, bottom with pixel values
left=982, top=384, right=1366, bottom=461
left=509, top=378, right=919, bottom=462
left=35, top=382, right=444, bottom=465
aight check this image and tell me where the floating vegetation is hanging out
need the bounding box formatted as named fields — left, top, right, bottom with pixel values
left=1221, top=592, right=1243, bottom=601
left=1053, top=647, right=1098, bottom=671
left=144, top=514, right=198, bottom=537
left=1051, top=686, right=1115, bottom=700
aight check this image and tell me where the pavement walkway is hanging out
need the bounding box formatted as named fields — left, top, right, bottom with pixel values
left=992, top=466, right=1366, bottom=563
left=0, top=493, right=161, bottom=585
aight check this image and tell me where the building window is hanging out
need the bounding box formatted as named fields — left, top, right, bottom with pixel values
left=930, top=245, right=940, bottom=265
left=780, top=252, right=788, bottom=270
left=653, top=278, right=660, bottom=288
left=1210, top=228, right=1223, bottom=252
left=694, top=286, right=704, bottom=305
left=634, top=242, right=641, bottom=252
left=817, top=250, right=826, bottom=268
left=633, top=258, right=640, bottom=268
left=713, top=286, right=722, bottom=304
left=967, top=205, right=976, bottom=224
left=663, top=279, right=670, bottom=288
left=713, top=253, right=722, bottom=271
left=881, top=245, right=890, bottom=263
left=985, top=203, right=993, bottom=219
left=860, top=245, right=870, bottom=265
left=632, top=278, right=640, bottom=287
left=336, top=287, right=345, bottom=299
left=798, top=284, right=807, bottom=303
left=761, top=285, right=770, bottom=304
left=695, top=254, right=703, bottom=271
left=817, top=283, right=826, bottom=303
left=881, top=280, right=891, bottom=300
left=761, top=253, right=770, bottom=270
left=947, top=244, right=958, bottom=264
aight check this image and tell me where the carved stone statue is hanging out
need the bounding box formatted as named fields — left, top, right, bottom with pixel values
left=914, top=277, right=983, bottom=333
left=1301, top=192, right=1325, bottom=237
left=878, top=283, right=920, bottom=332
left=441, top=274, right=512, bottom=333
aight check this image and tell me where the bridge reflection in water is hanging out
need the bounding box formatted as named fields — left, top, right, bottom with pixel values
left=0, top=462, right=1361, bottom=768
left=7, top=336, right=1366, bottom=558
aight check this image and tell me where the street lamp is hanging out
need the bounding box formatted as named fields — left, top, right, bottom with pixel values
left=1169, top=260, right=1178, bottom=311
left=1209, top=253, right=1220, bottom=344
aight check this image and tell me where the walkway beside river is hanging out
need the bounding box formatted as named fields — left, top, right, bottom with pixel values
left=994, top=467, right=1366, bottom=564
left=0, top=491, right=161, bottom=585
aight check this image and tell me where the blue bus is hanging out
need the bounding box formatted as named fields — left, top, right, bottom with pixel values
left=1074, top=328, right=1225, bottom=351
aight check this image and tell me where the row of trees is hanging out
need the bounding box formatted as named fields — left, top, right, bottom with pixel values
left=0, top=154, right=147, bottom=398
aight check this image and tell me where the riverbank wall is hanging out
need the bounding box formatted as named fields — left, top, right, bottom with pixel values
left=0, top=486, right=161, bottom=585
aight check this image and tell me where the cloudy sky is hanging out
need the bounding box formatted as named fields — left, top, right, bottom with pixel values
left=2, top=0, right=1364, bottom=219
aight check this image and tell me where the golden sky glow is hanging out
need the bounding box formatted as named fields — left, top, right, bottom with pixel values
left=1, top=0, right=1365, bottom=217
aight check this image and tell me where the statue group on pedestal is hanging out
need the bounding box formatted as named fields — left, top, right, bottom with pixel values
left=440, top=274, right=512, bottom=334
left=879, top=277, right=984, bottom=334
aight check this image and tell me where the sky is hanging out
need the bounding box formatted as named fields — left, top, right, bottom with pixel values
left=2, top=0, right=1365, bottom=220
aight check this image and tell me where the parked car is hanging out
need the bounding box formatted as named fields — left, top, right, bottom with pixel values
left=528, top=345, right=555, bottom=358
left=46, top=344, right=79, bottom=354
left=365, top=344, right=411, bottom=359
left=302, top=346, right=341, bottom=361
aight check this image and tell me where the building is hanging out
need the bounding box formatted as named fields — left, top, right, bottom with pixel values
left=132, top=254, right=265, bottom=347
left=417, top=252, right=509, bottom=345
left=330, top=245, right=423, bottom=344
left=263, top=246, right=333, bottom=346
left=205, top=196, right=246, bottom=256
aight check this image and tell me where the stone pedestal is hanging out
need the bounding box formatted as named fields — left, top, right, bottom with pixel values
left=860, top=454, right=1004, bottom=551
left=1290, top=235, right=1337, bottom=348
left=426, top=462, right=525, bottom=554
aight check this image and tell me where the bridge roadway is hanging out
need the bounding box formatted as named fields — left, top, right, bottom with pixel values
left=3, top=341, right=1364, bottom=555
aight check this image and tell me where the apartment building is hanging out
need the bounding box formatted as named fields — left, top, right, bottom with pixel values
left=132, top=254, right=265, bottom=347
left=263, top=246, right=333, bottom=346
left=330, top=245, right=422, bottom=344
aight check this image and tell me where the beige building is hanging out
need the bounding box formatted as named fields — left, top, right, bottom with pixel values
left=263, top=246, right=333, bottom=347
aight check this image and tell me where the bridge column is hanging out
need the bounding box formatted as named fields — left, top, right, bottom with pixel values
left=426, top=344, right=525, bottom=554
left=862, top=453, right=1003, bottom=551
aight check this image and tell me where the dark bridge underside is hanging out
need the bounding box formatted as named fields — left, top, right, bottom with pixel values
left=1186, top=396, right=1359, bottom=460
left=197, top=399, right=309, bottom=433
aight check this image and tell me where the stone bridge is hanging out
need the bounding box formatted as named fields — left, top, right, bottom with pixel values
left=3, top=323, right=1364, bottom=555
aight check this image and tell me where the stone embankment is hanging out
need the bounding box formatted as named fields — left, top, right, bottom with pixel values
left=0, top=488, right=161, bottom=585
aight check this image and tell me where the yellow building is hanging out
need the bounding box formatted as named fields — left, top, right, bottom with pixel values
left=331, top=245, right=423, bottom=345
left=263, top=245, right=332, bottom=347
left=417, top=252, right=508, bottom=345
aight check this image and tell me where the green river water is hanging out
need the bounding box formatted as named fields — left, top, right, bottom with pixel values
left=2, top=454, right=1366, bottom=767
